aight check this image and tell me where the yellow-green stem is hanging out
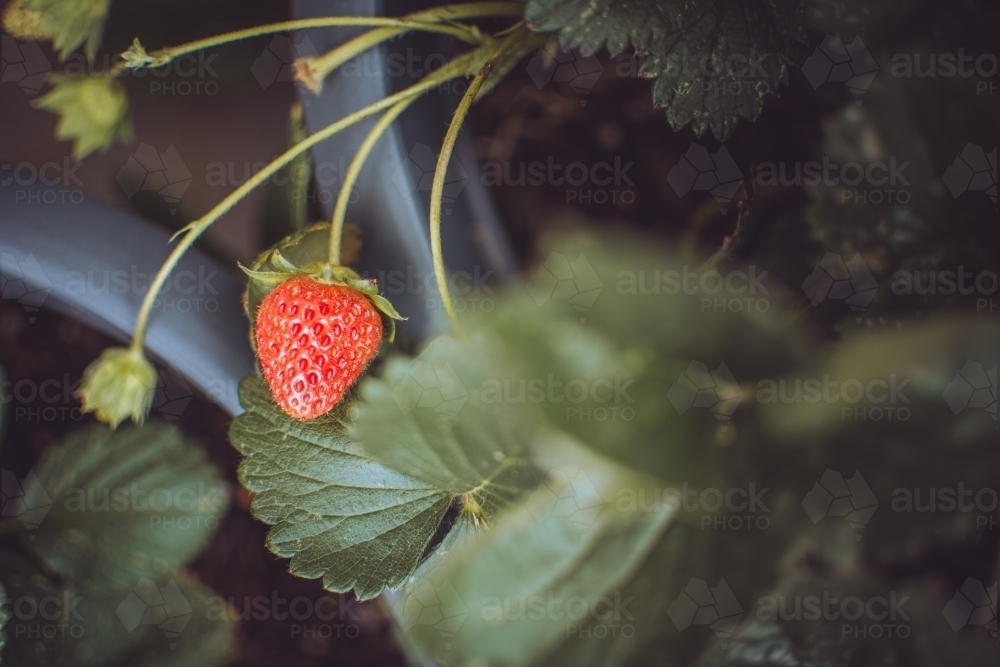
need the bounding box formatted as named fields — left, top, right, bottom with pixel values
left=304, top=2, right=525, bottom=84
left=328, top=96, right=419, bottom=265
left=429, top=25, right=532, bottom=335
left=129, top=50, right=483, bottom=350
left=146, top=6, right=519, bottom=66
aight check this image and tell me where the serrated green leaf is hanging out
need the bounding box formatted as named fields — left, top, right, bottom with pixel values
left=349, top=335, right=545, bottom=519
left=35, top=74, right=132, bottom=160
left=525, top=0, right=808, bottom=139
left=230, top=373, right=455, bottom=600
left=21, top=0, right=111, bottom=60
left=9, top=423, right=228, bottom=591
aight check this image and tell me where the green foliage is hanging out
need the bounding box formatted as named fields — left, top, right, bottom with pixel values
left=35, top=74, right=132, bottom=161
left=19, top=0, right=112, bottom=60
left=0, top=424, right=234, bottom=666
left=17, top=423, right=229, bottom=588
left=806, top=72, right=1000, bottom=324
left=349, top=336, right=544, bottom=515
left=231, top=232, right=998, bottom=665
left=524, top=0, right=808, bottom=139
left=405, top=462, right=675, bottom=667
left=229, top=360, right=544, bottom=600
left=483, top=233, right=810, bottom=486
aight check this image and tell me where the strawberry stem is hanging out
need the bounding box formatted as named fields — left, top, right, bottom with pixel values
left=299, top=2, right=524, bottom=91
left=328, top=95, right=422, bottom=266
left=119, top=3, right=524, bottom=75
left=428, top=24, right=536, bottom=335
left=129, top=50, right=483, bottom=353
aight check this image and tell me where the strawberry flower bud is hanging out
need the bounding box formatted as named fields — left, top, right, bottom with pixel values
left=77, top=347, right=157, bottom=428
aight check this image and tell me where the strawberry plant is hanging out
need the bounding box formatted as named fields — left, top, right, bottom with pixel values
left=2, top=1, right=998, bottom=666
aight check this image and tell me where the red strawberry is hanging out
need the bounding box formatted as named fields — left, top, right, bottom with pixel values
left=255, top=276, right=383, bottom=420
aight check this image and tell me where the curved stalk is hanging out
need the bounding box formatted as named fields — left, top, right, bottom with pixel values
left=428, top=25, right=532, bottom=335
left=302, top=2, right=525, bottom=88
left=132, top=3, right=523, bottom=70
left=328, top=96, right=420, bottom=265
left=129, top=50, right=483, bottom=350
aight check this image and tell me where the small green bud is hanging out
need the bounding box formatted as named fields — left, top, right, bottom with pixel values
left=77, top=347, right=157, bottom=428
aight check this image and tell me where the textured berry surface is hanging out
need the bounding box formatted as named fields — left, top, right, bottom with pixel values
left=255, top=276, right=383, bottom=420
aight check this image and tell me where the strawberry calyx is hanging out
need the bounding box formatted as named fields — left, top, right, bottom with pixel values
left=241, top=248, right=405, bottom=343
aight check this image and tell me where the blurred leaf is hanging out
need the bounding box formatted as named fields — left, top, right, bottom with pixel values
left=806, top=72, right=1000, bottom=325
left=101, top=574, right=236, bottom=667
left=384, top=513, right=483, bottom=666
left=349, top=336, right=544, bottom=518
left=0, top=549, right=235, bottom=667
left=232, top=373, right=461, bottom=600
left=524, top=0, right=808, bottom=139
left=35, top=74, right=132, bottom=161
left=480, top=232, right=808, bottom=486
left=20, top=0, right=111, bottom=60
left=704, top=571, right=1000, bottom=666
left=761, top=318, right=1000, bottom=563
left=9, top=423, right=228, bottom=591
left=405, top=458, right=676, bottom=667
